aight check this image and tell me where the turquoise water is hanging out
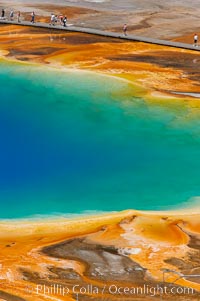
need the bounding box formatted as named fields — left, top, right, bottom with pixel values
left=0, top=61, right=200, bottom=218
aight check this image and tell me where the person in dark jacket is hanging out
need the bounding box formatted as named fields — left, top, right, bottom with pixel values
left=63, top=16, right=67, bottom=27
left=1, top=9, right=5, bottom=18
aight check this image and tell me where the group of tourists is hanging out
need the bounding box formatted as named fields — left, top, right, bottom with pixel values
left=49, top=14, right=67, bottom=27
left=0, top=8, right=68, bottom=27
left=1, top=8, right=35, bottom=23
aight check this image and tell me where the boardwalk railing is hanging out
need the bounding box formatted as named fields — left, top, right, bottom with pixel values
left=0, top=19, right=200, bottom=52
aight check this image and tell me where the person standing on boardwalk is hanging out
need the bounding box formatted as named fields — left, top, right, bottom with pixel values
left=59, top=14, right=63, bottom=25
left=1, top=9, right=5, bottom=19
left=194, top=33, right=198, bottom=47
left=123, top=24, right=128, bottom=36
left=17, top=11, right=21, bottom=23
left=31, top=11, right=35, bottom=23
left=10, top=10, right=14, bottom=21
left=63, top=16, right=67, bottom=27
left=50, top=13, right=55, bottom=26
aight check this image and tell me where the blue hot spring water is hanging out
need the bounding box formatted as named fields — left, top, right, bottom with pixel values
left=0, top=61, right=200, bottom=218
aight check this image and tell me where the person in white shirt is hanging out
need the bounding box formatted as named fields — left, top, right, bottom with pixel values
left=10, top=10, right=14, bottom=21
left=50, top=13, right=55, bottom=26
left=194, top=33, right=198, bottom=47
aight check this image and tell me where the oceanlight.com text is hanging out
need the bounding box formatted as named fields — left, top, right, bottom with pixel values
left=31, top=283, right=195, bottom=298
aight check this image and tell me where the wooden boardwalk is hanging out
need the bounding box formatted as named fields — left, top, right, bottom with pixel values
left=0, top=19, right=200, bottom=52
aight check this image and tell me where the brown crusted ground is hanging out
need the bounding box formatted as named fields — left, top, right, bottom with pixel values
left=0, top=211, right=200, bottom=300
